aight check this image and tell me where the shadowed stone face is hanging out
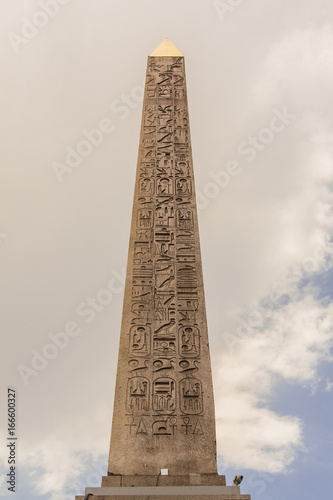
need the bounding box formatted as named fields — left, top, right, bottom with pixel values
left=108, top=46, right=218, bottom=477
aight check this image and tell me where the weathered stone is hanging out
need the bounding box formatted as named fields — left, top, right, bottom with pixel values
left=108, top=39, right=217, bottom=479
left=75, top=39, right=251, bottom=500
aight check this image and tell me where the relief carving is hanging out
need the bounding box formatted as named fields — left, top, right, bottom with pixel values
left=146, top=85, right=157, bottom=98
left=127, top=377, right=150, bottom=413
left=157, top=72, right=172, bottom=86
left=153, top=377, right=176, bottom=413
left=136, top=229, right=153, bottom=241
left=133, top=265, right=153, bottom=279
left=132, top=277, right=152, bottom=299
left=153, top=358, right=175, bottom=373
left=175, top=87, right=186, bottom=100
left=140, top=161, right=155, bottom=177
left=158, top=104, right=173, bottom=119
left=192, top=417, right=204, bottom=435
left=179, top=378, right=203, bottom=414
left=152, top=416, right=177, bottom=435
left=138, top=209, right=154, bottom=228
left=177, top=264, right=198, bottom=296
left=128, top=359, right=149, bottom=374
left=155, top=228, right=174, bottom=244
left=176, top=229, right=194, bottom=241
left=139, top=178, right=154, bottom=195
left=181, top=417, right=192, bottom=434
left=144, top=125, right=156, bottom=135
left=142, top=137, right=156, bottom=148
left=180, top=416, right=204, bottom=435
left=138, top=196, right=154, bottom=207
left=179, top=359, right=199, bottom=374
left=153, top=320, right=176, bottom=357
left=178, top=308, right=197, bottom=325
left=125, top=416, right=137, bottom=434
left=176, top=241, right=196, bottom=262
left=158, top=85, right=172, bottom=99
left=131, top=301, right=151, bottom=324
left=154, top=293, right=176, bottom=322
left=174, top=127, right=188, bottom=146
left=175, top=159, right=189, bottom=177
left=155, top=264, right=175, bottom=291
left=157, top=131, right=173, bottom=145
left=144, top=105, right=157, bottom=126
left=123, top=55, right=209, bottom=439
left=156, top=157, right=173, bottom=177
left=169, top=58, right=183, bottom=72
left=134, top=242, right=152, bottom=265
left=179, top=326, right=200, bottom=358
left=173, top=74, right=184, bottom=86
left=129, top=326, right=150, bottom=357
left=157, top=143, right=172, bottom=154
left=176, top=178, right=191, bottom=196
left=156, top=206, right=175, bottom=227
left=144, top=147, right=156, bottom=158
left=136, top=417, right=148, bottom=434
left=174, top=142, right=188, bottom=154
left=175, top=197, right=191, bottom=208
left=157, top=177, right=173, bottom=195
left=154, top=239, right=175, bottom=261
left=176, top=209, right=193, bottom=229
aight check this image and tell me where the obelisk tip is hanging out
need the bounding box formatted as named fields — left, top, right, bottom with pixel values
left=150, top=38, right=183, bottom=57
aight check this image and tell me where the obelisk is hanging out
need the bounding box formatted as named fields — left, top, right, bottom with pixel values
left=76, top=39, right=251, bottom=500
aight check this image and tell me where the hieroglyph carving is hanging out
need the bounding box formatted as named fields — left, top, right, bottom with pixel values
left=127, top=377, right=150, bottom=413
left=126, top=56, right=205, bottom=433
left=153, top=377, right=176, bottom=414
left=179, top=378, right=203, bottom=414
left=129, top=326, right=150, bottom=357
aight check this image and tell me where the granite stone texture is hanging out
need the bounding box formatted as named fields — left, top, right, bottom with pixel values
left=108, top=49, right=218, bottom=477
left=75, top=40, right=251, bottom=500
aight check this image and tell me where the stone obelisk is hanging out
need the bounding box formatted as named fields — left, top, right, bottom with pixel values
left=76, top=39, right=251, bottom=500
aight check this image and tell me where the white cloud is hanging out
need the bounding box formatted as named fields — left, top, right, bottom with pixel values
left=215, top=294, right=333, bottom=471
left=20, top=422, right=108, bottom=500
left=325, top=379, right=333, bottom=392
left=210, top=24, right=333, bottom=474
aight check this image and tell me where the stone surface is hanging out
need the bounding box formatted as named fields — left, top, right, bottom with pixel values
left=76, top=495, right=251, bottom=500
left=108, top=46, right=218, bottom=478
left=75, top=40, right=251, bottom=500
left=75, top=485, right=251, bottom=498
left=101, top=473, right=226, bottom=487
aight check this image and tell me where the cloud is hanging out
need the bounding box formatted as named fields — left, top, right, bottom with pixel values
left=210, top=24, right=333, bottom=474
left=215, top=293, right=333, bottom=472
left=18, top=422, right=108, bottom=500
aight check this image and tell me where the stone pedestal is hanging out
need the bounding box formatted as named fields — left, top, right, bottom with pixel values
left=75, top=473, right=251, bottom=499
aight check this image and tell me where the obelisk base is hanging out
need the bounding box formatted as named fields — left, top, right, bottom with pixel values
left=75, top=474, right=251, bottom=499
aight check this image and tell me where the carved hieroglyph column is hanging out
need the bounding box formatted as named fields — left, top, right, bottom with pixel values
left=108, top=39, right=218, bottom=476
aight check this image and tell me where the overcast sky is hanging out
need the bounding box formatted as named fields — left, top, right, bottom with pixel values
left=1, top=1, right=333, bottom=499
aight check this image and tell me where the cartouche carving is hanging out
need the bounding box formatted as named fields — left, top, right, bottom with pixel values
left=153, top=377, right=176, bottom=414
left=179, top=378, right=203, bottom=414
left=179, top=326, right=200, bottom=357
left=129, top=326, right=151, bottom=357
left=127, top=377, right=150, bottom=413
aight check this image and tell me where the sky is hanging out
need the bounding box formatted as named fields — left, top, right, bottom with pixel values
left=1, top=0, right=333, bottom=499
